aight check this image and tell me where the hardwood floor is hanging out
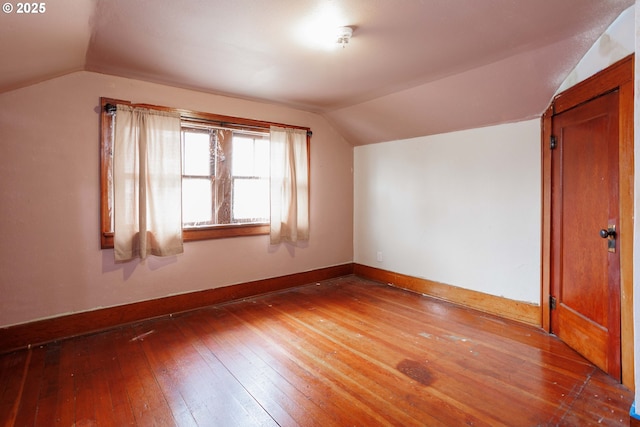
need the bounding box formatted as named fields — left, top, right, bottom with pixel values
left=0, top=276, right=633, bottom=426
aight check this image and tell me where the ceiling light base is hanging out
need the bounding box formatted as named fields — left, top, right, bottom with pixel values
left=336, top=26, right=353, bottom=47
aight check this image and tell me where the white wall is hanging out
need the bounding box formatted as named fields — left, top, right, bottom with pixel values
left=354, top=120, right=541, bottom=304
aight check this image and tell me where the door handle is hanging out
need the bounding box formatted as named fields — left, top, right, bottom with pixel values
left=599, top=228, right=616, bottom=238
left=600, top=225, right=616, bottom=253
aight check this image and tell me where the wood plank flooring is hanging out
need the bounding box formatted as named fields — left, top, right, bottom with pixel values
left=0, top=276, right=633, bottom=426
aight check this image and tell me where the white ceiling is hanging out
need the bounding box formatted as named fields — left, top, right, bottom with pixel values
left=0, top=0, right=633, bottom=145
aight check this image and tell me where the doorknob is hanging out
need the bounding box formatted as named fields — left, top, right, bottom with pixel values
left=600, top=224, right=616, bottom=253
left=599, top=228, right=616, bottom=238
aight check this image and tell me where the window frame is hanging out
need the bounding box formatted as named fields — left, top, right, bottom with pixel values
left=99, top=97, right=310, bottom=249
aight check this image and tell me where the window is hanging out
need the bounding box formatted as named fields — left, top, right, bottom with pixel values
left=100, top=98, right=310, bottom=249
left=180, top=126, right=270, bottom=227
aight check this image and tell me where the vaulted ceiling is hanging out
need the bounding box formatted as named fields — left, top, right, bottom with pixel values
left=0, top=0, right=633, bottom=145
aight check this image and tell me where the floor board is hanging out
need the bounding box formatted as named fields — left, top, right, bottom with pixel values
left=0, top=276, right=633, bottom=426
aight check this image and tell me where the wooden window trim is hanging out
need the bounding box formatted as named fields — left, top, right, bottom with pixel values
left=99, top=97, right=311, bottom=249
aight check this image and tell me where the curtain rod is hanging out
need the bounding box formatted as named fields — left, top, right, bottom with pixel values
left=104, top=103, right=312, bottom=137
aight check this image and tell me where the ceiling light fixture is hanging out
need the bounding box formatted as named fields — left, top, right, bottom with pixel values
left=336, top=26, right=353, bottom=47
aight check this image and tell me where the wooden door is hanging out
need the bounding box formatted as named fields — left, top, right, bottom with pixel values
left=550, top=89, right=621, bottom=380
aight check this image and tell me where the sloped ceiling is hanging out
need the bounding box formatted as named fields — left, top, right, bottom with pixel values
left=0, top=0, right=633, bottom=145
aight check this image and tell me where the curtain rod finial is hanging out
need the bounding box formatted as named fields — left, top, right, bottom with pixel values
left=104, top=103, right=117, bottom=114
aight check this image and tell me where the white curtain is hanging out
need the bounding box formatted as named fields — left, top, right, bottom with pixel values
left=113, top=105, right=183, bottom=261
left=270, top=126, right=309, bottom=244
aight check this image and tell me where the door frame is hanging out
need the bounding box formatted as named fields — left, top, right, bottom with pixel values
left=541, top=54, right=634, bottom=388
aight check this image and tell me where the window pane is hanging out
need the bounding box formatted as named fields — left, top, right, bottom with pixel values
left=232, top=134, right=269, bottom=177
left=254, top=138, right=270, bottom=177
left=233, top=178, right=269, bottom=221
left=182, top=178, right=213, bottom=224
left=183, top=131, right=211, bottom=176
left=232, top=136, right=254, bottom=176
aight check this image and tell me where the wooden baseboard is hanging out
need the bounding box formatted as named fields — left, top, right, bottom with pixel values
left=354, top=264, right=541, bottom=327
left=0, top=263, right=354, bottom=354
left=0, top=263, right=543, bottom=354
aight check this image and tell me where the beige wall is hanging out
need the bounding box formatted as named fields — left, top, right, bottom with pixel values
left=0, top=71, right=354, bottom=327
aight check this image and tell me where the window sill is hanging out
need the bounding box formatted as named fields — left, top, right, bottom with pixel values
left=183, top=223, right=270, bottom=241
left=101, top=223, right=269, bottom=249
